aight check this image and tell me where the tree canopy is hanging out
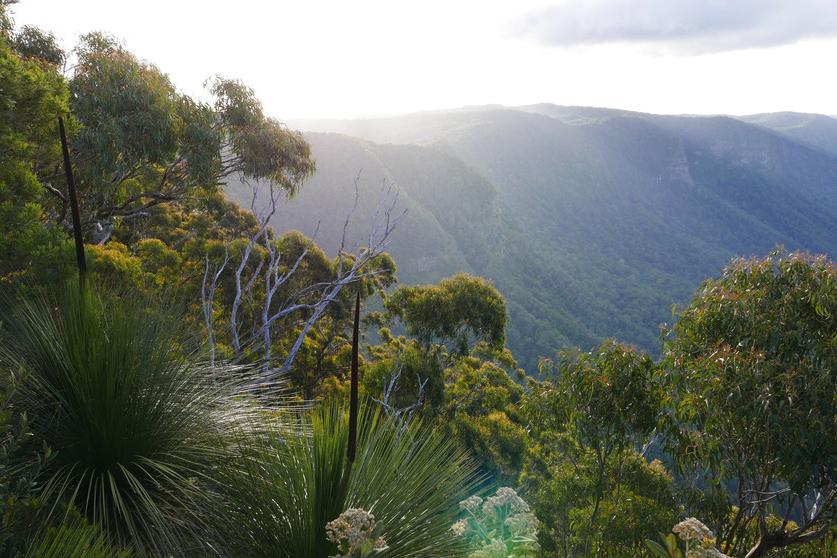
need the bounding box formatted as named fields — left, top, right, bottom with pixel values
left=385, top=273, right=507, bottom=354
left=665, top=250, right=836, bottom=558
left=0, top=19, right=69, bottom=281
left=67, top=33, right=314, bottom=242
left=523, top=341, right=670, bottom=557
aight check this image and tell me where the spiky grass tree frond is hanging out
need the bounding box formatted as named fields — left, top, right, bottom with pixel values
left=25, top=514, right=133, bottom=558
left=220, top=400, right=481, bottom=557
left=346, top=406, right=481, bottom=557
left=0, top=285, right=260, bottom=555
left=220, top=409, right=344, bottom=557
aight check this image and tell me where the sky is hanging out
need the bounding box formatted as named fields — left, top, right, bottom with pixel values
left=11, top=0, right=837, bottom=120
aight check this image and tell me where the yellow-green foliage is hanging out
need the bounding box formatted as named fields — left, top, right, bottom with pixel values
left=386, top=274, right=507, bottom=353
left=0, top=21, right=70, bottom=282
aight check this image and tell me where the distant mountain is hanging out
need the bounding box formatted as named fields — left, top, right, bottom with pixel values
left=737, top=112, right=837, bottom=157
left=514, top=104, right=649, bottom=124
left=233, top=105, right=837, bottom=370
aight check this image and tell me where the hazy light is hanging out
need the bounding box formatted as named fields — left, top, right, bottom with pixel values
left=12, top=0, right=837, bottom=120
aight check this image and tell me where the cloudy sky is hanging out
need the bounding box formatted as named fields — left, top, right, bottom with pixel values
left=11, top=0, right=837, bottom=120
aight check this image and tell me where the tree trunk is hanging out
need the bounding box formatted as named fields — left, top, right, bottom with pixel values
left=744, top=531, right=782, bottom=558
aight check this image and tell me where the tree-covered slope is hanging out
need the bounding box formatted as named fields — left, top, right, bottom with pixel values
left=226, top=133, right=603, bottom=368
left=260, top=106, right=837, bottom=370
left=228, top=133, right=485, bottom=284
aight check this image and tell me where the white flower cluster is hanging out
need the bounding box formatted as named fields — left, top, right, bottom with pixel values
left=670, top=517, right=730, bottom=558
left=483, top=486, right=530, bottom=518
left=504, top=510, right=539, bottom=537
left=451, top=519, right=469, bottom=536
left=672, top=517, right=714, bottom=542
left=453, top=487, right=540, bottom=558
left=459, top=495, right=483, bottom=515
left=326, top=508, right=387, bottom=558
left=470, top=538, right=508, bottom=558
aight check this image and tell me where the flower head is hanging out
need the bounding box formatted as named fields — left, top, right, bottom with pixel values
left=470, top=538, right=508, bottom=558
left=451, top=519, right=469, bottom=537
left=673, top=517, right=714, bottom=542
left=482, top=487, right=529, bottom=518
left=459, top=495, right=484, bottom=515
left=326, top=508, right=387, bottom=557
left=504, top=511, right=539, bottom=537
left=456, top=488, right=539, bottom=557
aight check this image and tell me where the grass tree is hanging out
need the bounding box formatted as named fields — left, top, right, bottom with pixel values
left=218, top=400, right=482, bottom=557
left=24, top=514, right=132, bottom=558
left=0, top=285, right=260, bottom=555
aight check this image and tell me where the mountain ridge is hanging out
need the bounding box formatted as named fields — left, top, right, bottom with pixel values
left=248, top=104, right=837, bottom=369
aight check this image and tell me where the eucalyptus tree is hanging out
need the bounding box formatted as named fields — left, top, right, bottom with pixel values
left=63, top=32, right=315, bottom=243
left=523, top=340, right=670, bottom=557
left=664, top=250, right=836, bottom=558
left=385, top=273, right=507, bottom=356
left=0, top=6, right=70, bottom=281
left=10, top=24, right=64, bottom=65
left=1, top=9, right=316, bottom=286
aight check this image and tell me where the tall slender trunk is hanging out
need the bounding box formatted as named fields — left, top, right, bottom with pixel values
left=347, top=290, right=361, bottom=464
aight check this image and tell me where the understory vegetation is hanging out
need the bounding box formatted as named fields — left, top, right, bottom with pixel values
left=0, top=2, right=834, bottom=557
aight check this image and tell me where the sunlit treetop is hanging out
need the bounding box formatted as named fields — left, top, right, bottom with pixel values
left=666, top=249, right=836, bottom=494
left=385, top=273, right=507, bottom=355
left=10, top=24, right=64, bottom=65
left=67, top=32, right=315, bottom=236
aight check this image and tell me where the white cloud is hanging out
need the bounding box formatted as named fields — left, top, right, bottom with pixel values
left=516, top=0, right=837, bottom=54
left=8, top=0, right=837, bottom=117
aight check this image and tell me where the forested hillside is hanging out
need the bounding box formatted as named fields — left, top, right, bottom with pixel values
left=2, top=1, right=836, bottom=555
left=263, top=107, right=837, bottom=368
left=226, top=134, right=604, bottom=368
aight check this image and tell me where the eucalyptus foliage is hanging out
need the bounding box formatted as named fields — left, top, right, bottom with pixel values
left=66, top=32, right=314, bottom=241
left=386, top=274, right=507, bottom=354
left=665, top=250, right=836, bottom=557
left=522, top=341, right=672, bottom=557
left=0, top=17, right=71, bottom=282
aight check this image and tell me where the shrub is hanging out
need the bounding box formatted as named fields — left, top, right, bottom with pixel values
left=451, top=487, right=539, bottom=558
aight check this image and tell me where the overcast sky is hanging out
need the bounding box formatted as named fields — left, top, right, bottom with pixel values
left=11, top=0, right=837, bottom=120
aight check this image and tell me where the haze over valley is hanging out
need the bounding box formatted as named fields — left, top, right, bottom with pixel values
left=229, top=105, right=837, bottom=368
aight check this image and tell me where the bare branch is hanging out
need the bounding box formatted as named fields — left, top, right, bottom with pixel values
left=373, top=353, right=427, bottom=422
left=201, top=174, right=403, bottom=386
left=266, top=180, right=403, bottom=379
left=201, top=246, right=230, bottom=373
left=230, top=181, right=279, bottom=356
